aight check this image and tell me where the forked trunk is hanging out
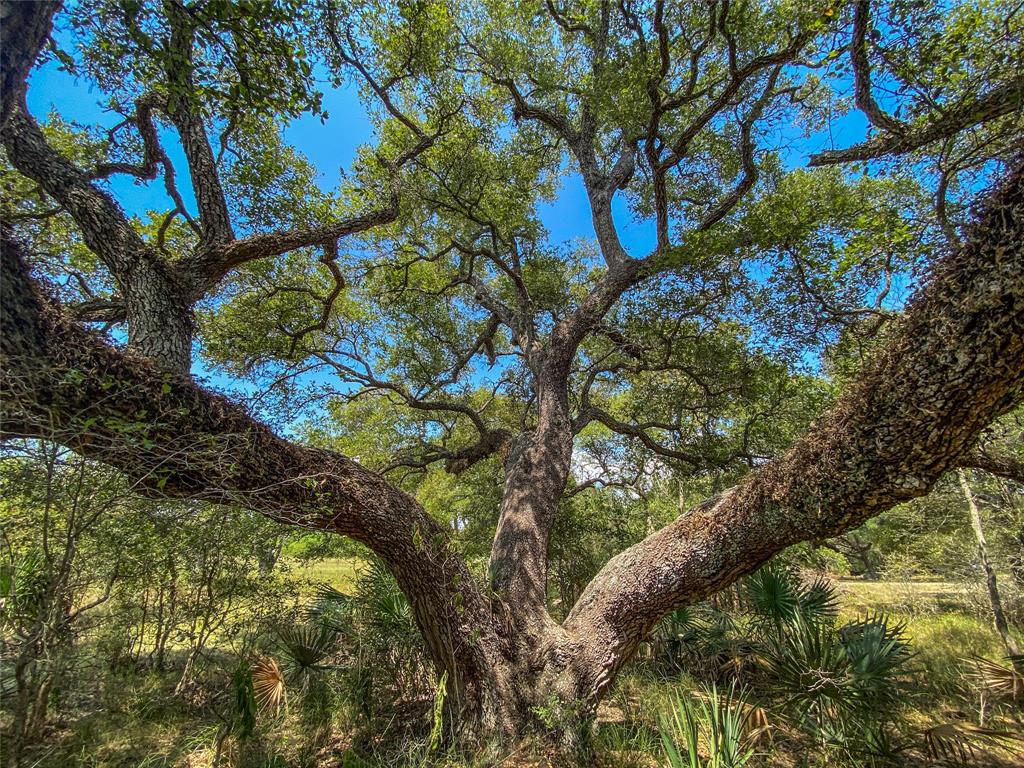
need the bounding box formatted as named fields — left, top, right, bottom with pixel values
left=3, top=151, right=1024, bottom=756
left=446, top=625, right=608, bottom=751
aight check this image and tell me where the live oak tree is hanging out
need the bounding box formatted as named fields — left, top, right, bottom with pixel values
left=2, top=0, right=1024, bottom=744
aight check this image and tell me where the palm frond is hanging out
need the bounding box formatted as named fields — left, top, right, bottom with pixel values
left=746, top=565, right=801, bottom=625
left=924, top=722, right=1023, bottom=764
left=277, top=624, right=340, bottom=672
left=305, top=583, right=354, bottom=635
left=840, top=614, right=914, bottom=712
left=797, top=576, right=840, bottom=624
left=251, top=657, right=286, bottom=714
left=967, top=654, right=1024, bottom=701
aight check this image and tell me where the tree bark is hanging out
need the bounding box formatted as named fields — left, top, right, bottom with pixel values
left=560, top=160, right=1024, bottom=702
left=2, top=97, right=195, bottom=373
left=824, top=533, right=880, bottom=579
left=163, top=0, right=234, bottom=249
left=958, top=469, right=1023, bottom=659
left=487, top=260, right=642, bottom=637
left=489, top=368, right=574, bottom=636
left=962, top=448, right=1024, bottom=485
left=0, top=0, right=60, bottom=129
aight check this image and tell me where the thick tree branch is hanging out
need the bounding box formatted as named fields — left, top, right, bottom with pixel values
left=2, top=99, right=152, bottom=277
left=850, top=1, right=907, bottom=136
left=0, top=0, right=60, bottom=129
left=70, top=297, right=127, bottom=324
left=186, top=195, right=399, bottom=290
left=163, top=0, right=234, bottom=248
left=487, top=255, right=646, bottom=630
left=563, top=160, right=1024, bottom=697
left=2, top=95, right=195, bottom=371
left=0, top=227, right=505, bottom=717
left=960, top=448, right=1024, bottom=484
left=809, top=77, right=1024, bottom=166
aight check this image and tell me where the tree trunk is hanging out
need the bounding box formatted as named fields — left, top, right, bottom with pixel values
left=3, top=155, right=1024, bottom=749
left=163, top=0, right=234, bottom=250
left=2, top=98, right=195, bottom=373
left=121, top=260, right=194, bottom=373
left=958, top=469, right=1023, bottom=659
left=826, top=533, right=880, bottom=579
left=0, top=0, right=60, bottom=129
left=489, top=372, right=573, bottom=637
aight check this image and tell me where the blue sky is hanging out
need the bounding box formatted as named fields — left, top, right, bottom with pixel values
left=25, top=22, right=889, bottom=406
left=27, top=55, right=630, bottom=250
left=28, top=32, right=871, bottom=265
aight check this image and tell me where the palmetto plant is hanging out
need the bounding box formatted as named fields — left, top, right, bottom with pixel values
left=744, top=565, right=839, bottom=631
left=840, top=615, right=915, bottom=711
left=967, top=654, right=1024, bottom=702
left=745, top=566, right=802, bottom=627
left=251, top=656, right=286, bottom=714
left=798, top=577, right=841, bottom=625
left=760, top=613, right=913, bottom=757
left=349, top=558, right=420, bottom=647
left=649, top=606, right=703, bottom=672
left=277, top=623, right=341, bottom=675
left=237, top=600, right=345, bottom=729
left=307, top=583, right=355, bottom=635
left=304, top=555, right=430, bottom=721
left=0, top=551, right=53, bottom=699
left=760, top=617, right=849, bottom=732
left=659, top=680, right=766, bottom=768
left=651, top=602, right=755, bottom=681
left=231, top=665, right=258, bottom=739
left=0, top=551, right=49, bottom=629
left=924, top=721, right=1024, bottom=765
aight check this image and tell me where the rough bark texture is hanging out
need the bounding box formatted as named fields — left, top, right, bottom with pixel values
left=2, top=96, right=196, bottom=373
left=0, top=0, right=60, bottom=129
left=559, top=161, right=1024, bottom=702
left=487, top=259, right=643, bottom=638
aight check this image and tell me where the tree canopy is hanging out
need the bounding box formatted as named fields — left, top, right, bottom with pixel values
left=2, top=0, right=1023, bottom=742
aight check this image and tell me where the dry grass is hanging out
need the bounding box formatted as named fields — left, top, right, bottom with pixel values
left=19, top=576, right=1024, bottom=768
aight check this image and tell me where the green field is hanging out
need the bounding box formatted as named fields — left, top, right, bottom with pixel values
left=287, top=556, right=365, bottom=593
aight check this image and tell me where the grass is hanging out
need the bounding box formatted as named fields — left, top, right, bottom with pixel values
left=838, top=580, right=1018, bottom=663
left=837, top=578, right=1022, bottom=716
left=836, top=578, right=972, bottom=614
left=286, top=557, right=364, bottom=593
left=13, top=577, right=1024, bottom=768
left=29, top=672, right=215, bottom=768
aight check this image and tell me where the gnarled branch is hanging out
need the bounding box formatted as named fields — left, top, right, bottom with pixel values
left=809, top=78, right=1024, bottom=166
left=564, top=159, right=1024, bottom=696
